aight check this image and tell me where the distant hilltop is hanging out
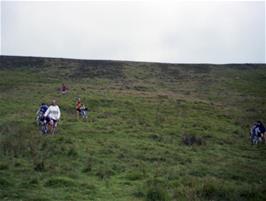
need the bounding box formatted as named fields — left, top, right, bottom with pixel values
left=1, top=55, right=264, bottom=69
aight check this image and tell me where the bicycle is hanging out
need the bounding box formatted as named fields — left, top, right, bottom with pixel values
left=40, top=118, right=58, bottom=135
left=80, top=109, right=88, bottom=120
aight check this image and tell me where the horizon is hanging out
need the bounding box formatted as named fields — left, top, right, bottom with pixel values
left=1, top=54, right=265, bottom=65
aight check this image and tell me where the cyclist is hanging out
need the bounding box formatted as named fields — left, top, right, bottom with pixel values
left=36, top=103, right=48, bottom=125
left=44, top=100, right=61, bottom=134
left=76, top=98, right=81, bottom=119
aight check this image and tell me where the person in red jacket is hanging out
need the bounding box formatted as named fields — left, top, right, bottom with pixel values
left=76, top=98, right=81, bottom=119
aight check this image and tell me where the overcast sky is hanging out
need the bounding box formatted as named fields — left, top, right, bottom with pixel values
left=1, top=0, right=265, bottom=63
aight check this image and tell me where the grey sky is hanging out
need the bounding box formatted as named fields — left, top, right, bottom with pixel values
left=1, top=0, right=265, bottom=63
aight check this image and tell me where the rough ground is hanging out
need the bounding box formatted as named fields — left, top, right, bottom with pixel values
left=0, top=56, right=266, bottom=201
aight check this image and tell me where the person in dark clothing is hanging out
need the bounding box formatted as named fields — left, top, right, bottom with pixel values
left=257, top=121, right=265, bottom=143
left=36, top=103, right=48, bottom=124
left=250, top=121, right=266, bottom=144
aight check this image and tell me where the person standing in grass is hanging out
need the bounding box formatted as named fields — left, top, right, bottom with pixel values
left=76, top=98, right=81, bottom=120
left=44, top=100, right=61, bottom=134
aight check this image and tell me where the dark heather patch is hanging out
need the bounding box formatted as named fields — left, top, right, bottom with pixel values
left=69, top=60, right=125, bottom=80
left=0, top=56, right=45, bottom=69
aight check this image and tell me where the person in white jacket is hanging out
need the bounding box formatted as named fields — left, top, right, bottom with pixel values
left=44, top=100, right=61, bottom=134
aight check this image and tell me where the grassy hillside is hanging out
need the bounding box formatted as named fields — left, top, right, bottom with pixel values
left=0, top=56, right=266, bottom=201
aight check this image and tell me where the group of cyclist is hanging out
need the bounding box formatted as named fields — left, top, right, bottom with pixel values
left=36, top=89, right=266, bottom=143
left=36, top=97, right=88, bottom=134
left=36, top=100, right=61, bottom=134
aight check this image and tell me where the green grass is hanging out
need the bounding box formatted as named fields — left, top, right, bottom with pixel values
left=0, top=56, right=266, bottom=201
